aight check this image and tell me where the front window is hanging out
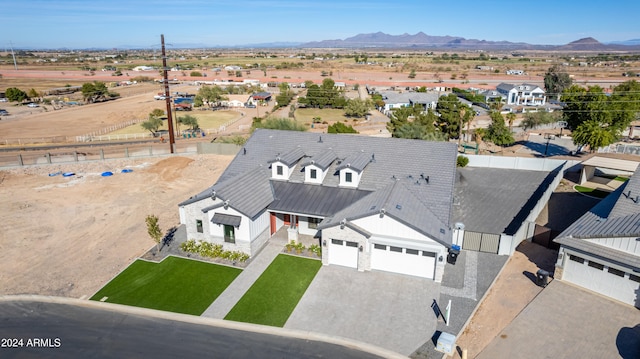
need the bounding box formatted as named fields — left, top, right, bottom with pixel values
left=310, top=168, right=317, bottom=179
left=224, top=225, right=235, bottom=243
left=276, top=165, right=283, bottom=176
left=308, top=217, right=320, bottom=229
left=345, top=172, right=353, bottom=183
left=196, top=219, right=203, bottom=233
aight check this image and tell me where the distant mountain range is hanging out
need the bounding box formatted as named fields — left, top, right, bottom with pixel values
left=18, top=32, right=640, bottom=51
left=300, top=32, right=640, bottom=51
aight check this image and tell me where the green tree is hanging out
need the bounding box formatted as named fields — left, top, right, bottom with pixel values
left=195, top=85, right=228, bottom=108
left=328, top=122, right=358, bottom=134
left=521, top=111, right=560, bottom=130
left=387, top=106, right=444, bottom=141
left=408, top=69, right=416, bottom=79
left=141, top=110, right=164, bottom=135
left=81, top=81, right=110, bottom=103
left=190, top=71, right=203, bottom=77
left=145, top=214, right=163, bottom=254
left=435, top=93, right=466, bottom=139
left=275, top=82, right=294, bottom=108
left=572, top=120, right=616, bottom=152
left=506, top=112, right=517, bottom=133
left=485, top=112, right=514, bottom=147
left=544, top=65, right=573, bottom=100
left=5, top=87, right=28, bottom=102
left=344, top=98, right=372, bottom=118
left=178, top=115, right=199, bottom=131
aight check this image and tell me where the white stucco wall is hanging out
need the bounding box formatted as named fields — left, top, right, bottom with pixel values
left=304, top=164, right=327, bottom=184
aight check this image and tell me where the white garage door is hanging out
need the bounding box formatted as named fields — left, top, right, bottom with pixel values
left=328, top=239, right=358, bottom=268
left=564, top=253, right=640, bottom=307
left=371, top=244, right=435, bottom=279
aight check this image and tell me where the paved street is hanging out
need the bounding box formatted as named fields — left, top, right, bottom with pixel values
left=0, top=297, right=402, bottom=359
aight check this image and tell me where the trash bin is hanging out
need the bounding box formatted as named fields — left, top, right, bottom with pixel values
left=536, top=269, right=549, bottom=287
left=447, top=245, right=460, bottom=265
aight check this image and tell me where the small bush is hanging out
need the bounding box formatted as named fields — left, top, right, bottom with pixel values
left=308, top=244, right=321, bottom=257
left=457, top=155, right=469, bottom=167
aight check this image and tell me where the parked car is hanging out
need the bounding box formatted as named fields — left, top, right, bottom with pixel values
left=0, top=98, right=7, bottom=102
left=0, top=109, right=9, bottom=116
left=27, top=103, right=39, bottom=108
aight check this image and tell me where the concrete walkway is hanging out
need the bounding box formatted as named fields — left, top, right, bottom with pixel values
left=201, top=238, right=286, bottom=319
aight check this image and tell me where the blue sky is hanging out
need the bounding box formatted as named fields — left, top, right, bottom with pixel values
left=3, top=0, right=640, bottom=49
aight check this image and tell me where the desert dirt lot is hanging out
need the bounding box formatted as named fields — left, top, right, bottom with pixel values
left=0, top=154, right=232, bottom=298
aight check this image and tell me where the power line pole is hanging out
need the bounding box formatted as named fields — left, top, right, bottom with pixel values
left=161, top=34, right=175, bottom=153
left=9, top=41, right=18, bottom=70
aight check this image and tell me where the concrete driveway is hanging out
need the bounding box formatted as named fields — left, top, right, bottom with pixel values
left=285, top=265, right=440, bottom=356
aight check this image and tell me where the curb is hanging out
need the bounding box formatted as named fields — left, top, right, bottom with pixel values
left=0, top=295, right=407, bottom=359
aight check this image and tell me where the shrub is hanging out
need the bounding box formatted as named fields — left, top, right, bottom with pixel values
left=309, top=244, right=321, bottom=257
left=457, top=155, right=469, bottom=167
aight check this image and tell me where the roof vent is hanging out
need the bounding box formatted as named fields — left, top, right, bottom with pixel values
left=415, top=180, right=421, bottom=185
left=371, top=153, right=376, bottom=163
left=636, top=195, right=640, bottom=204
left=243, top=148, right=247, bottom=155
left=626, top=190, right=631, bottom=198
left=396, top=204, right=402, bottom=210
left=440, top=228, right=446, bottom=234
left=425, top=176, right=430, bottom=184
left=211, top=190, right=216, bottom=200
left=318, top=136, right=323, bottom=143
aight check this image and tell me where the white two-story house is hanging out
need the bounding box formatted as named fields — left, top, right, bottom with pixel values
left=496, top=83, right=546, bottom=106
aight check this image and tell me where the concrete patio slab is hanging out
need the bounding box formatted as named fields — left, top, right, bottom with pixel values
left=477, top=280, right=640, bottom=359
left=285, top=265, right=440, bottom=356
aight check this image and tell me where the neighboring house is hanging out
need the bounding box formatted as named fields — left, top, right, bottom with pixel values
left=179, top=129, right=458, bottom=281
left=247, top=92, right=272, bottom=105
left=378, top=91, right=441, bottom=115
left=496, top=83, right=546, bottom=106
left=221, top=99, right=245, bottom=108
left=554, top=168, right=640, bottom=308
left=479, top=89, right=505, bottom=104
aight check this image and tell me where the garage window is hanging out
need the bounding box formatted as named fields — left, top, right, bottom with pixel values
left=346, top=241, right=358, bottom=248
left=331, top=239, right=343, bottom=245
left=374, top=244, right=386, bottom=250
left=196, top=220, right=203, bottom=233
left=569, top=255, right=584, bottom=264
left=630, top=274, right=640, bottom=283
left=588, top=261, right=604, bottom=270
left=390, top=246, right=402, bottom=253
left=406, top=248, right=419, bottom=255
left=422, top=251, right=436, bottom=257
left=608, top=267, right=625, bottom=277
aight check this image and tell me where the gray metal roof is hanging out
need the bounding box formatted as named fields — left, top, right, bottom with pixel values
left=554, top=169, right=640, bottom=269
left=268, top=147, right=306, bottom=167
left=300, top=149, right=337, bottom=171
left=183, top=129, right=458, bottom=241
left=452, top=166, right=559, bottom=235
left=335, top=152, right=372, bottom=173
left=268, top=181, right=372, bottom=217
left=319, top=179, right=453, bottom=247
left=211, top=213, right=242, bottom=227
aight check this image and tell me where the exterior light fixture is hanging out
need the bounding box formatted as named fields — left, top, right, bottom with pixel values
left=438, top=255, right=444, bottom=262
left=322, top=240, right=326, bottom=247
left=359, top=245, right=363, bottom=252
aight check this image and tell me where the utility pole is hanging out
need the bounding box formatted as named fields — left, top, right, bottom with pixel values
left=161, top=34, right=175, bottom=153
left=9, top=41, right=18, bottom=70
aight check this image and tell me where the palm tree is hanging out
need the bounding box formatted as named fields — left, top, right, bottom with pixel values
left=506, top=112, right=516, bottom=133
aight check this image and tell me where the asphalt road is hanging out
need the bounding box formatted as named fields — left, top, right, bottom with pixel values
left=0, top=299, right=391, bottom=359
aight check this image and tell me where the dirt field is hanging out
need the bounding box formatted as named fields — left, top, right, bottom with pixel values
left=0, top=154, right=233, bottom=298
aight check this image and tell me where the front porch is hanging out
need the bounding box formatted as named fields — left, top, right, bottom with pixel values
left=270, top=226, right=322, bottom=258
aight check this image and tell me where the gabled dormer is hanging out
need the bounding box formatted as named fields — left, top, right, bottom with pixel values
left=336, top=152, right=373, bottom=188
left=301, top=150, right=336, bottom=184
left=268, top=147, right=305, bottom=180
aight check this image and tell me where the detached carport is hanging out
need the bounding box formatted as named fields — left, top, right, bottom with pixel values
left=579, top=156, right=638, bottom=185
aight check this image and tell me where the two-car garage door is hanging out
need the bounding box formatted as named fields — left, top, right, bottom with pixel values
left=371, top=244, right=436, bottom=279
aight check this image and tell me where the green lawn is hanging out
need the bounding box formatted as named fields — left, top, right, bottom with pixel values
left=90, top=256, right=242, bottom=315
left=224, top=254, right=321, bottom=327
left=575, top=185, right=611, bottom=199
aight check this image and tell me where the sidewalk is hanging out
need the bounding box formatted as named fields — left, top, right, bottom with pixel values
left=201, top=235, right=287, bottom=319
